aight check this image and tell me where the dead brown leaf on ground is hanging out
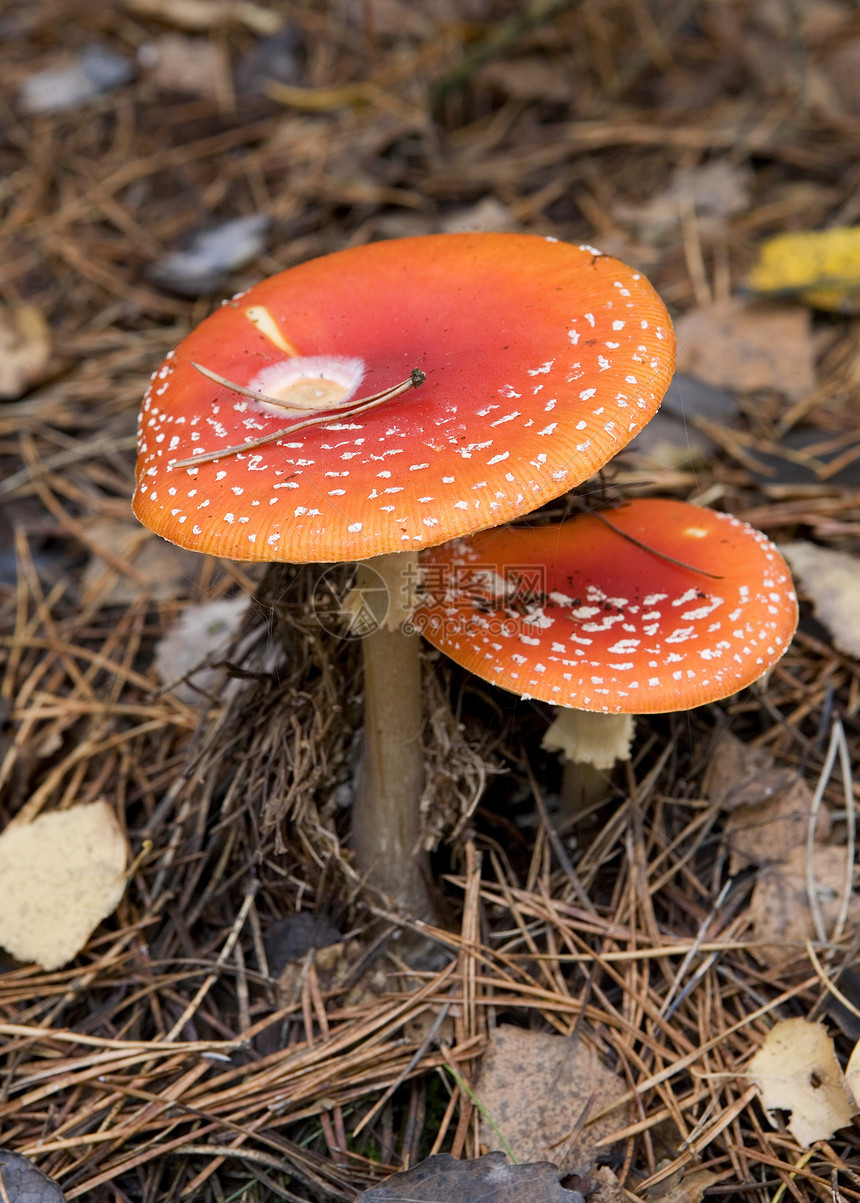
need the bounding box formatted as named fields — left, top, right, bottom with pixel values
left=355, top=1152, right=584, bottom=1202
left=674, top=299, right=816, bottom=400
left=749, top=843, right=859, bottom=966
left=476, top=1025, right=628, bottom=1176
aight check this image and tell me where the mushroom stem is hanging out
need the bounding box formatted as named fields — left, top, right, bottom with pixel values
left=352, top=550, right=431, bottom=918
left=559, top=758, right=613, bottom=817
left=542, top=709, right=635, bottom=823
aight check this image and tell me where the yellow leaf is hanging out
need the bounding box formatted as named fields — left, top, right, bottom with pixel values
left=748, top=227, right=860, bottom=313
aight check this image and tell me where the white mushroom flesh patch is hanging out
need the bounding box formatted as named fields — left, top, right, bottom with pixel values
left=248, top=355, right=366, bottom=414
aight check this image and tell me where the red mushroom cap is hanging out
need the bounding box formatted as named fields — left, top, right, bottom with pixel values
left=133, top=234, right=674, bottom=563
left=412, top=499, right=798, bottom=713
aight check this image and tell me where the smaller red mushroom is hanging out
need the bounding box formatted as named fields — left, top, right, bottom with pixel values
left=412, top=498, right=799, bottom=810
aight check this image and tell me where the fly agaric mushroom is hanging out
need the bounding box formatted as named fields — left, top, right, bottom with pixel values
left=411, top=498, right=798, bottom=812
left=133, top=232, right=675, bottom=915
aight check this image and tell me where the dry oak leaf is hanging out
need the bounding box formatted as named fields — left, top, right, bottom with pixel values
left=0, top=802, right=127, bottom=971
left=707, top=733, right=830, bottom=876
left=355, top=1152, right=584, bottom=1203
left=704, top=730, right=794, bottom=813
left=644, top=1167, right=731, bottom=1203
left=747, top=1018, right=858, bottom=1146
left=80, top=517, right=206, bottom=606
left=476, top=1025, right=627, bottom=1176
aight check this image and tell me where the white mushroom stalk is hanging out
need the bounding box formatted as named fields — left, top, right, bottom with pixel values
left=351, top=550, right=428, bottom=915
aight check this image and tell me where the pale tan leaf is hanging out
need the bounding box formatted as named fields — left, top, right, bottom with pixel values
left=674, top=298, right=815, bottom=400
left=480, top=57, right=573, bottom=104
left=154, top=595, right=249, bottom=703
left=844, top=1035, right=860, bottom=1103
left=704, top=730, right=793, bottom=812
left=781, top=542, right=860, bottom=658
left=0, top=305, right=52, bottom=400
left=644, top=1166, right=731, bottom=1203
left=0, top=803, right=128, bottom=971
left=747, top=1018, right=858, bottom=1146
left=139, top=35, right=233, bottom=104
left=617, top=161, right=751, bottom=241
left=80, top=518, right=206, bottom=606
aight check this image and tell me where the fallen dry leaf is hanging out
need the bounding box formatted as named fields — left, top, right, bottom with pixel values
left=617, top=160, right=751, bottom=242
left=844, top=1034, right=860, bottom=1103
left=439, top=197, right=516, bottom=234
left=707, top=733, right=829, bottom=875
left=674, top=298, right=815, bottom=400
left=723, top=775, right=829, bottom=875
left=826, top=39, right=860, bottom=116
left=139, top=34, right=233, bottom=103
left=587, top=1166, right=627, bottom=1203
left=748, top=843, right=858, bottom=966
left=747, top=1018, right=857, bottom=1146
left=781, top=542, right=860, bottom=658
left=0, top=1149, right=66, bottom=1202
left=748, top=225, right=860, bottom=313
left=0, top=802, right=128, bottom=971
left=355, top=1152, right=585, bottom=1203
left=708, top=731, right=850, bottom=964
left=123, top=0, right=282, bottom=34
left=480, top=57, right=573, bottom=104
left=476, top=1025, right=627, bottom=1176
left=80, top=518, right=207, bottom=606
left=643, top=1166, right=731, bottom=1203
left=154, top=595, right=249, bottom=703
left=704, top=731, right=794, bottom=813
left=0, top=305, right=52, bottom=400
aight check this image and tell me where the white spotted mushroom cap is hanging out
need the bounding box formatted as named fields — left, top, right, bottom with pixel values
left=412, top=499, right=799, bottom=714
left=133, top=233, right=675, bottom=563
